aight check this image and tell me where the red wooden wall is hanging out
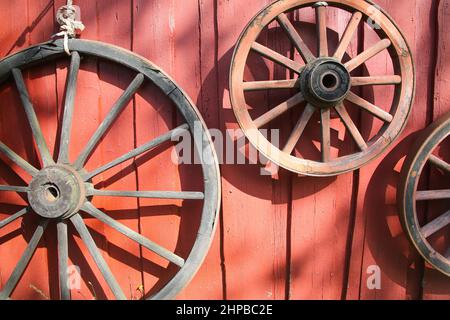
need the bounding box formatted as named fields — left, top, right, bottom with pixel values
left=0, top=0, right=449, bottom=300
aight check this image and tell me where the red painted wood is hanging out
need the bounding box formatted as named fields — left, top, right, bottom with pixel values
left=217, top=0, right=289, bottom=300
left=0, top=0, right=448, bottom=300
left=290, top=6, right=359, bottom=300
left=346, top=0, right=436, bottom=300
left=0, top=0, right=56, bottom=300
left=422, top=0, right=450, bottom=301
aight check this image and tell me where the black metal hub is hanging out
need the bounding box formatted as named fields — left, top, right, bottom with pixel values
left=27, top=165, right=85, bottom=219
left=300, top=58, right=351, bottom=108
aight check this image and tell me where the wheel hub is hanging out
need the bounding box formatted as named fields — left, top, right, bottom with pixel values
left=300, top=58, right=351, bottom=108
left=27, top=165, right=85, bottom=219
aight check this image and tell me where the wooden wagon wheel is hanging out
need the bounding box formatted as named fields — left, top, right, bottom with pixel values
left=230, top=0, right=414, bottom=176
left=0, top=39, right=221, bottom=299
left=399, top=113, right=450, bottom=277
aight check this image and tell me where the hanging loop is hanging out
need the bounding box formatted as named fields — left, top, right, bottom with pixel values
left=53, top=0, right=85, bottom=55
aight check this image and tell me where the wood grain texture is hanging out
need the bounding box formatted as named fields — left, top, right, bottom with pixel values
left=0, top=0, right=448, bottom=300
left=422, top=0, right=450, bottom=301
left=346, top=0, right=437, bottom=300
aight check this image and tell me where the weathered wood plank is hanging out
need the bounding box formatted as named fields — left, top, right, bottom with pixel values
left=346, top=0, right=433, bottom=300
left=289, top=6, right=358, bottom=300
left=422, top=0, right=450, bottom=301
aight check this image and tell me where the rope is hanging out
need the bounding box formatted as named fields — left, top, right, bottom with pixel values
left=53, top=0, right=85, bottom=55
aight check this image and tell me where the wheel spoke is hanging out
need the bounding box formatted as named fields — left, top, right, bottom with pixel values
left=251, top=42, right=304, bottom=74
left=346, top=91, right=393, bottom=123
left=84, top=124, right=189, bottom=180
left=254, top=92, right=304, bottom=128
left=58, top=52, right=81, bottom=164
left=0, top=208, right=27, bottom=229
left=243, top=79, right=299, bottom=91
left=320, top=108, right=331, bottom=162
left=351, top=75, right=402, bottom=86
left=315, top=3, right=329, bottom=57
left=0, top=219, right=48, bottom=299
left=0, top=141, right=38, bottom=176
left=344, top=39, right=391, bottom=72
left=74, top=73, right=145, bottom=169
left=57, top=221, right=70, bottom=300
left=276, top=13, right=315, bottom=63
left=70, top=213, right=126, bottom=300
left=283, top=103, right=315, bottom=154
left=334, top=103, right=367, bottom=151
left=87, top=189, right=204, bottom=200
left=333, top=12, right=362, bottom=60
left=421, top=210, right=450, bottom=238
left=429, top=155, right=450, bottom=175
left=0, top=185, right=29, bottom=193
left=12, top=68, right=54, bottom=167
left=82, top=202, right=185, bottom=267
left=416, top=190, right=450, bottom=201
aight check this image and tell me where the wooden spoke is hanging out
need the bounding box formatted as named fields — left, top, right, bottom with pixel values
left=429, top=155, right=450, bottom=175
left=276, top=13, right=315, bottom=63
left=57, top=221, right=70, bottom=300
left=344, top=39, right=391, bottom=72
left=254, top=92, right=305, bottom=128
left=315, top=4, right=328, bottom=57
left=421, top=210, right=450, bottom=238
left=70, top=214, right=126, bottom=300
left=84, top=124, right=189, bottom=180
left=243, top=79, right=299, bottom=91
left=283, top=103, right=315, bottom=154
left=251, top=42, right=304, bottom=74
left=351, top=75, right=402, bottom=86
left=0, top=208, right=27, bottom=229
left=82, top=202, right=185, bottom=267
left=12, top=68, right=54, bottom=167
left=87, top=189, right=205, bottom=200
left=333, top=12, right=362, bottom=60
left=58, top=52, right=81, bottom=164
left=0, top=219, right=48, bottom=299
left=320, top=108, right=331, bottom=162
left=0, top=185, right=29, bottom=193
left=0, top=141, right=39, bottom=176
left=416, top=190, right=450, bottom=201
left=74, top=73, right=145, bottom=169
left=334, top=103, right=367, bottom=151
left=346, top=91, right=393, bottom=123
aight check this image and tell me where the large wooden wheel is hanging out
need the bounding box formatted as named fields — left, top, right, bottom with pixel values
left=399, top=113, right=450, bottom=277
left=230, top=0, right=414, bottom=176
left=0, top=39, right=221, bottom=299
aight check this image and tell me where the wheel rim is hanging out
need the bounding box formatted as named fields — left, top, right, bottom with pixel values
left=230, top=0, right=414, bottom=176
left=0, top=39, right=221, bottom=299
left=400, top=114, right=450, bottom=277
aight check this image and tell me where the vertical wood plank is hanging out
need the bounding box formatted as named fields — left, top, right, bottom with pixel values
left=132, top=0, right=210, bottom=299
left=54, top=0, right=116, bottom=300
left=92, top=0, right=144, bottom=300
left=217, top=0, right=288, bottom=300
left=422, top=0, right=450, bottom=300
left=175, top=0, right=224, bottom=299
left=346, top=0, right=435, bottom=300
left=0, top=0, right=56, bottom=299
left=290, top=6, right=359, bottom=300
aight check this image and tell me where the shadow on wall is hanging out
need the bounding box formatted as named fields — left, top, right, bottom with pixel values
left=363, top=132, right=450, bottom=297
left=196, top=21, right=378, bottom=201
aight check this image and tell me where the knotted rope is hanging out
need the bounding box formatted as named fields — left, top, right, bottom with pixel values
left=53, top=0, right=85, bottom=55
